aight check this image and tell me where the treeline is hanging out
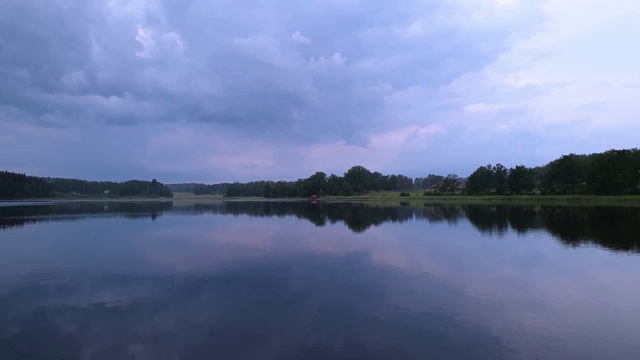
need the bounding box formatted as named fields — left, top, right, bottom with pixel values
left=467, top=148, right=640, bottom=195
left=224, top=166, right=422, bottom=198
left=0, top=171, right=53, bottom=199
left=47, top=178, right=173, bottom=198
left=542, top=149, right=640, bottom=195
left=215, top=148, right=639, bottom=198
left=465, top=164, right=545, bottom=195
left=0, top=171, right=173, bottom=199
left=168, top=183, right=230, bottom=195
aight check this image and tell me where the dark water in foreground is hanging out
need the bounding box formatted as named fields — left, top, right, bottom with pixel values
left=0, top=201, right=639, bottom=360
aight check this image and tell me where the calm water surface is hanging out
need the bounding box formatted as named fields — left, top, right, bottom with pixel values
left=1, top=201, right=639, bottom=360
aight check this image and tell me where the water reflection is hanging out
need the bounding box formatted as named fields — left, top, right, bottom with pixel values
left=2, top=201, right=638, bottom=253
left=0, top=201, right=172, bottom=230
left=462, top=205, right=640, bottom=252
left=1, top=201, right=639, bottom=359
left=0, top=256, right=512, bottom=360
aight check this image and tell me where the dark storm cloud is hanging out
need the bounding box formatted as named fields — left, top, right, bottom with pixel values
left=9, top=0, right=636, bottom=182
left=0, top=0, right=533, bottom=142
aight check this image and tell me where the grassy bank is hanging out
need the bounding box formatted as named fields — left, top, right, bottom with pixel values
left=172, top=193, right=224, bottom=200
left=5, top=191, right=640, bottom=206
left=320, top=191, right=640, bottom=205
left=216, top=190, right=640, bottom=206
left=170, top=190, right=640, bottom=205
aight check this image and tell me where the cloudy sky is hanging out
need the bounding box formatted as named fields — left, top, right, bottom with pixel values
left=1, top=0, right=638, bottom=183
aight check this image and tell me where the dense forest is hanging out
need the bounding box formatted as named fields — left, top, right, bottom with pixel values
left=0, top=172, right=172, bottom=199
left=215, top=148, right=639, bottom=198
left=0, top=171, right=53, bottom=199
left=466, top=148, right=640, bottom=195
left=212, top=166, right=426, bottom=198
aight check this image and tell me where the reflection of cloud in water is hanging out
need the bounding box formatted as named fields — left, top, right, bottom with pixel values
left=138, top=215, right=456, bottom=280
left=3, top=201, right=640, bottom=253
left=2, top=201, right=640, bottom=359
left=131, top=214, right=640, bottom=360
left=0, top=253, right=512, bottom=360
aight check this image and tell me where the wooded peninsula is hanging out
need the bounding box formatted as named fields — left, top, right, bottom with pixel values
left=0, top=174, right=172, bottom=200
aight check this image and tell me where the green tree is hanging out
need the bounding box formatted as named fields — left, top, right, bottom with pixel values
left=340, top=181, right=354, bottom=196
left=440, top=174, right=460, bottom=194
left=0, top=171, right=53, bottom=199
left=395, top=174, right=414, bottom=191
left=344, top=166, right=372, bottom=194
left=587, top=149, right=640, bottom=195
left=326, top=174, right=343, bottom=195
left=423, top=174, right=444, bottom=189
left=225, top=183, right=242, bottom=197
left=466, top=165, right=494, bottom=195
left=541, top=154, right=589, bottom=194
left=508, top=165, right=534, bottom=194
left=387, top=175, right=398, bottom=191
left=370, top=172, right=388, bottom=191
left=493, top=163, right=508, bottom=195
left=262, top=182, right=273, bottom=198
left=301, top=172, right=327, bottom=196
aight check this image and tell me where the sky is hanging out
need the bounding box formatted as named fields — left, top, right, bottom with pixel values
left=1, top=0, right=639, bottom=183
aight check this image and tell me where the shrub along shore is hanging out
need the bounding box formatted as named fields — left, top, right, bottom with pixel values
left=168, top=192, right=640, bottom=206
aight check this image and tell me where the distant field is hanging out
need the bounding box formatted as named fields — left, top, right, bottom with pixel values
left=321, top=191, right=640, bottom=205
left=172, top=192, right=224, bottom=200
left=167, top=193, right=223, bottom=207
left=183, top=190, right=640, bottom=205
left=4, top=192, right=639, bottom=206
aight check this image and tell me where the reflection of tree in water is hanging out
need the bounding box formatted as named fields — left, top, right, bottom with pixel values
left=0, top=201, right=173, bottom=230
left=463, top=205, right=510, bottom=236
left=462, top=205, right=640, bottom=253
left=4, top=201, right=639, bottom=253
left=506, top=205, right=544, bottom=234
left=419, top=204, right=464, bottom=225
left=540, top=206, right=640, bottom=252
left=213, top=202, right=640, bottom=253
left=462, top=205, right=544, bottom=236
left=206, top=202, right=417, bottom=233
left=299, top=202, right=415, bottom=233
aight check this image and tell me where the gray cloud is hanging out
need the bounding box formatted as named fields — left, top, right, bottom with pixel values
left=0, top=0, right=538, bottom=140
left=12, top=0, right=639, bottom=182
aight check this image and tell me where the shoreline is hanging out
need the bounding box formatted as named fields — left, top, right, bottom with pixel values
left=3, top=193, right=640, bottom=206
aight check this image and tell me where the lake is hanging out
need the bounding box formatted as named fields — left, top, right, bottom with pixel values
left=1, top=200, right=639, bottom=360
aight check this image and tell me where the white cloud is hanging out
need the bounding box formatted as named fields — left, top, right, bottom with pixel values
left=430, top=3, right=640, bottom=168
left=232, top=34, right=299, bottom=67
left=371, top=124, right=446, bottom=150
left=290, top=30, right=311, bottom=44
left=435, top=0, right=528, bottom=29
left=401, top=21, right=425, bottom=38
left=308, top=52, right=347, bottom=71
left=106, top=0, right=164, bottom=21
left=462, top=103, right=513, bottom=113
left=162, top=32, right=185, bottom=52
left=495, top=0, right=516, bottom=8
left=135, top=25, right=155, bottom=58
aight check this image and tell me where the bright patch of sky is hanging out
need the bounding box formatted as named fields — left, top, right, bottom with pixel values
left=1, top=0, right=638, bottom=182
